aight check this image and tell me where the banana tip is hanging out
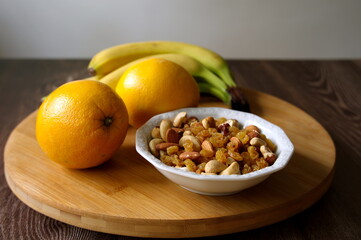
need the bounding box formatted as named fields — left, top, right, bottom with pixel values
left=88, top=67, right=96, bottom=76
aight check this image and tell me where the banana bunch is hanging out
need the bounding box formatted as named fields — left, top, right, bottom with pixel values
left=88, top=41, right=250, bottom=112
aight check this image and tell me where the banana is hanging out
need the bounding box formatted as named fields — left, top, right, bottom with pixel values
left=99, top=53, right=231, bottom=105
left=88, top=41, right=236, bottom=87
left=197, top=81, right=231, bottom=105
left=99, top=53, right=228, bottom=91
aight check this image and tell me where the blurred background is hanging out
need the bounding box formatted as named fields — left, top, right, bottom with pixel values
left=1, top=0, right=360, bottom=59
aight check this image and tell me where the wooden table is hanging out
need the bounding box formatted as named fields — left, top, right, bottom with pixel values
left=0, top=60, right=360, bottom=239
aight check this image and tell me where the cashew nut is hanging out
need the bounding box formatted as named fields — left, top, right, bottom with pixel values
left=201, top=116, right=216, bottom=129
left=160, top=119, right=172, bottom=141
left=260, top=145, right=272, bottom=155
left=183, top=130, right=193, bottom=136
left=226, top=157, right=236, bottom=166
left=220, top=162, right=241, bottom=175
left=250, top=137, right=267, bottom=147
left=260, top=145, right=277, bottom=164
left=151, top=127, right=161, bottom=139
left=179, top=135, right=201, bottom=151
left=201, top=172, right=217, bottom=175
left=149, top=138, right=164, bottom=157
left=205, top=160, right=227, bottom=174
left=173, top=112, right=187, bottom=127
left=225, top=119, right=239, bottom=128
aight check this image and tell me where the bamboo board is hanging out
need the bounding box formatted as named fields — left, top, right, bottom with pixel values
left=4, top=89, right=336, bottom=238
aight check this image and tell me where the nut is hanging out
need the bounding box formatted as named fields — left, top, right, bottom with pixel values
left=220, top=162, right=240, bottom=175
left=250, top=137, right=267, bottom=146
left=226, top=157, right=236, bottom=166
left=218, top=122, right=230, bottom=135
left=205, top=160, right=227, bottom=174
left=160, top=119, right=173, bottom=141
left=260, top=145, right=272, bottom=155
left=173, top=112, right=187, bottom=127
left=186, top=116, right=199, bottom=125
left=201, top=172, right=217, bottom=175
left=245, top=125, right=260, bottom=133
left=165, top=128, right=179, bottom=143
left=155, top=142, right=179, bottom=150
left=247, top=130, right=260, bottom=139
left=224, top=119, right=239, bottom=128
left=201, top=116, right=216, bottom=129
left=183, top=130, right=193, bottom=136
left=264, top=152, right=276, bottom=164
left=149, top=138, right=164, bottom=157
left=151, top=127, right=161, bottom=139
left=179, top=151, right=201, bottom=160
left=179, top=135, right=201, bottom=151
left=260, top=145, right=277, bottom=164
left=201, top=140, right=214, bottom=153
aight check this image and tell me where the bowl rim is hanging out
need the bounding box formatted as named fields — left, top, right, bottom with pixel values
left=135, top=107, right=294, bottom=182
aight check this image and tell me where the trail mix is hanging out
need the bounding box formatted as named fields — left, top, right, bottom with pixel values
left=148, top=112, right=277, bottom=175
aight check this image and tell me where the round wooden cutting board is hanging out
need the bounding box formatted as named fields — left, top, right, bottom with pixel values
left=4, top=89, right=335, bottom=238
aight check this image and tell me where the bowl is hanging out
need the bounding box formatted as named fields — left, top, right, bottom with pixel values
left=135, top=107, right=294, bottom=196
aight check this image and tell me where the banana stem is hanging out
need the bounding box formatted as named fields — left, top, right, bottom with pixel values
left=197, top=82, right=231, bottom=106
left=227, top=86, right=250, bottom=112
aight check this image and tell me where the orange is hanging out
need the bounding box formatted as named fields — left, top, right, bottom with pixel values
left=36, top=80, right=129, bottom=169
left=115, top=58, right=200, bottom=128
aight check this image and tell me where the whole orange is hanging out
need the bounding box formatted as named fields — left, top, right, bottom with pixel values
left=115, top=58, right=199, bottom=128
left=36, top=80, right=129, bottom=169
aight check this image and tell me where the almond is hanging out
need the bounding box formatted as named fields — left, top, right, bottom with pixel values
left=201, top=140, right=214, bottom=153
left=179, top=151, right=201, bottom=160
left=247, top=130, right=259, bottom=139
left=165, top=128, right=179, bottom=143
left=155, top=142, right=179, bottom=150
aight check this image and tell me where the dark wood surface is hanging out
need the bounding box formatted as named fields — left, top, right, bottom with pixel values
left=1, top=59, right=360, bottom=239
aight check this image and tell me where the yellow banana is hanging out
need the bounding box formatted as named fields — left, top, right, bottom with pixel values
left=99, top=53, right=227, bottom=90
left=88, top=41, right=236, bottom=87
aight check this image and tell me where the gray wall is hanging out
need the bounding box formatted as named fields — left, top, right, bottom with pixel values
left=1, top=0, right=360, bottom=59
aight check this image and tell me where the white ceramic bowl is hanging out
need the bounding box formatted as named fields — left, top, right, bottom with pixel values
left=135, top=107, right=294, bottom=196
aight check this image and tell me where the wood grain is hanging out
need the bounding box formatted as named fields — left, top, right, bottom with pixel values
left=4, top=90, right=335, bottom=238
left=1, top=60, right=360, bottom=239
